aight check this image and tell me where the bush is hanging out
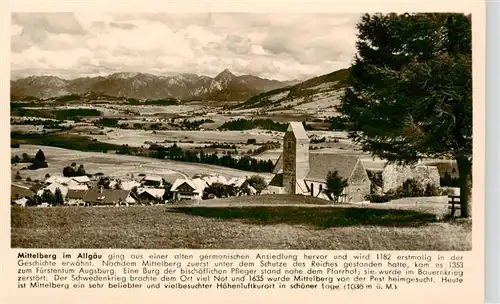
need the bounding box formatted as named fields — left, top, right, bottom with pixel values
left=400, top=179, right=424, bottom=197
left=11, top=143, right=20, bottom=148
left=424, top=183, right=441, bottom=196
left=244, top=175, right=267, bottom=194
left=63, top=164, right=86, bottom=177
left=325, top=171, right=348, bottom=203
left=365, top=194, right=390, bottom=203
left=202, top=183, right=238, bottom=199
left=246, top=138, right=257, bottom=145
left=28, top=160, right=48, bottom=170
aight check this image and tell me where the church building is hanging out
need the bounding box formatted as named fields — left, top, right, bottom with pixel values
left=268, top=122, right=371, bottom=203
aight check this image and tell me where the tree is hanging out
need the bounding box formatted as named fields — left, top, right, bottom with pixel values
left=54, top=188, right=64, bottom=205
left=77, top=164, right=86, bottom=176
left=21, top=153, right=31, bottom=162
left=245, top=175, right=267, bottom=194
left=35, top=149, right=45, bottom=162
left=41, top=190, right=54, bottom=204
left=339, top=13, right=472, bottom=217
left=98, top=176, right=111, bottom=189
left=163, top=181, right=173, bottom=200
left=114, top=179, right=123, bottom=190
left=202, top=183, right=237, bottom=199
left=324, top=171, right=348, bottom=203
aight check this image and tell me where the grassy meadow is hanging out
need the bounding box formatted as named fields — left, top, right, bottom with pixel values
left=11, top=195, right=471, bottom=250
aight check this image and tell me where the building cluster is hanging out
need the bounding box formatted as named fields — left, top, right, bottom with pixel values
left=11, top=175, right=167, bottom=207
left=170, top=175, right=253, bottom=201
left=11, top=172, right=257, bottom=207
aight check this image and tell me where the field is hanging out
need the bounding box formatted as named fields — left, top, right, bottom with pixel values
left=11, top=195, right=471, bottom=250
left=11, top=145, right=274, bottom=183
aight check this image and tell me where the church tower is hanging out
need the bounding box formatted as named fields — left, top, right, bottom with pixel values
left=282, top=122, right=310, bottom=194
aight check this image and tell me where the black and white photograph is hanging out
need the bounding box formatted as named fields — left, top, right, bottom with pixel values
left=10, top=12, right=473, bottom=250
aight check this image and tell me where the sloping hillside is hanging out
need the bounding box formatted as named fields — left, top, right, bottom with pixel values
left=235, top=68, right=349, bottom=110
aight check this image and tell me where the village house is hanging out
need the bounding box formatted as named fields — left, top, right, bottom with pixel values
left=171, top=178, right=208, bottom=201
left=11, top=184, right=35, bottom=207
left=83, top=188, right=135, bottom=206
left=65, top=190, right=87, bottom=206
left=137, top=188, right=165, bottom=202
left=201, top=174, right=228, bottom=186
left=44, top=175, right=90, bottom=191
left=141, top=175, right=164, bottom=188
left=269, top=122, right=371, bottom=203
left=37, top=182, right=69, bottom=199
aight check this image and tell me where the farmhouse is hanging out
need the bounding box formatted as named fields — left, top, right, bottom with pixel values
left=201, top=174, right=228, bottom=186
left=137, top=188, right=165, bottom=202
left=11, top=184, right=35, bottom=206
left=171, top=178, right=207, bottom=201
left=269, top=122, right=371, bottom=203
left=66, top=190, right=87, bottom=206
left=141, top=175, right=163, bottom=188
left=83, top=188, right=135, bottom=206
left=37, top=182, right=69, bottom=199
left=44, top=175, right=89, bottom=191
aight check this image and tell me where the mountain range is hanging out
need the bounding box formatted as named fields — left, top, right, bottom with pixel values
left=10, top=69, right=300, bottom=101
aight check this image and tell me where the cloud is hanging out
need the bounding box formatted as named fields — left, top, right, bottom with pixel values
left=11, top=12, right=361, bottom=81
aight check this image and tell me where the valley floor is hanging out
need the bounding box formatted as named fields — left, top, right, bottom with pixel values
left=11, top=145, right=273, bottom=183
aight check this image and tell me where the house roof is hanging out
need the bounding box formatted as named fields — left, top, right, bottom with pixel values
left=305, top=153, right=360, bottom=183
left=72, top=176, right=90, bottom=183
left=171, top=179, right=195, bottom=192
left=287, top=122, right=309, bottom=140
left=202, top=175, right=228, bottom=185
left=171, top=178, right=207, bottom=194
left=67, top=190, right=87, bottom=199
left=45, top=175, right=77, bottom=186
left=30, top=183, right=45, bottom=193
left=67, top=184, right=89, bottom=191
left=83, top=189, right=131, bottom=204
left=228, top=177, right=246, bottom=187
left=11, top=184, right=34, bottom=200
left=121, top=180, right=142, bottom=190
left=138, top=188, right=165, bottom=199
left=38, top=182, right=69, bottom=197
left=143, top=175, right=162, bottom=182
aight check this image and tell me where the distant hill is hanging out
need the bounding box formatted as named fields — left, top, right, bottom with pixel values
left=10, top=69, right=297, bottom=102
left=235, top=68, right=350, bottom=110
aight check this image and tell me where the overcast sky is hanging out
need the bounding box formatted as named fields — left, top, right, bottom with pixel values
left=11, top=12, right=361, bottom=81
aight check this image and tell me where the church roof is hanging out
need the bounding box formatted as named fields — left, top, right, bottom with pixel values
left=269, top=173, right=283, bottom=187
left=305, top=153, right=360, bottom=183
left=287, top=122, right=309, bottom=140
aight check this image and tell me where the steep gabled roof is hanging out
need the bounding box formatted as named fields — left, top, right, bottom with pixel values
left=138, top=188, right=165, bottom=199
left=305, top=153, right=360, bottom=183
left=269, top=174, right=283, bottom=187
left=272, top=154, right=283, bottom=174
left=287, top=122, right=309, bottom=140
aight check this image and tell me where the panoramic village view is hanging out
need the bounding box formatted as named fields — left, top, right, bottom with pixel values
left=10, top=12, right=472, bottom=250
